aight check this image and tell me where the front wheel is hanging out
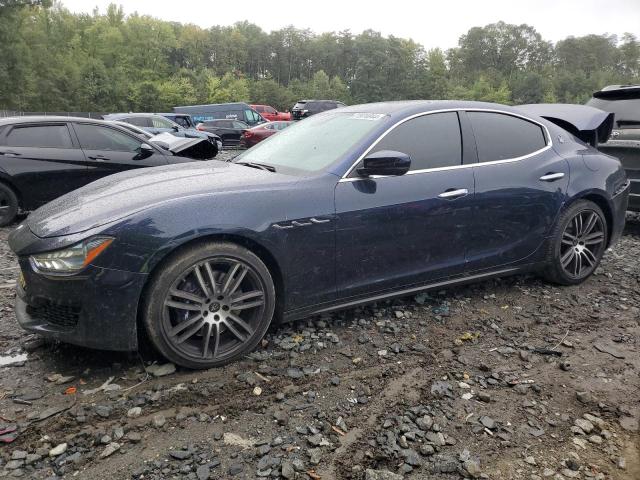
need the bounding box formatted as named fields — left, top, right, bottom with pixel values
left=544, top=200, right=608, bottom=285
left=142, top=242, right=276, bottom=369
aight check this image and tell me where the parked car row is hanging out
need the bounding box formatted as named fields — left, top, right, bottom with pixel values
left=0, top=116, right=218, bottom=225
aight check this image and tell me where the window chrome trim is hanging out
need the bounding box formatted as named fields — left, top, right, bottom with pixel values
left=339, top=107, right=553, bottom=182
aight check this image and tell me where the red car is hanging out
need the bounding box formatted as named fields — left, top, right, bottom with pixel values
left=250, top=104, right=291, bottom=122
left=240, top=121, right=293, bottom=148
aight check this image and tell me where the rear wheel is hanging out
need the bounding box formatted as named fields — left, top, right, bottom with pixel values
left=142, top=242, right=275, bottom=369
left=544, top=200, right=607, bottom=285
left=0, top=183, right=19, bottom=227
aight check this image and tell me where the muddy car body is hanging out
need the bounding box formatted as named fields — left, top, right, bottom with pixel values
left=9, top=101, right=629, bottom=369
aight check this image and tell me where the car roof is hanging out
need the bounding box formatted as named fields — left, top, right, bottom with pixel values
left=338, top=100, right=526, bottom=117
left=0, top=116, right=113, bottom=126
left=296, top=99, right=343, bottom=103
left=174, top=102, right=251, bottom=110
left=104, top=113, right=168, bottom=119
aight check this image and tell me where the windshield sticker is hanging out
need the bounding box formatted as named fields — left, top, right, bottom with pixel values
left=349, top=113, right=386, bottom=121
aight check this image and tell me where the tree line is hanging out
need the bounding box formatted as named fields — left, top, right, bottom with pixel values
left=0, top=1, right=638, bottom=113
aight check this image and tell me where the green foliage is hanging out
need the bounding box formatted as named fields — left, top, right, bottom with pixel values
left=0, top=3, right=638, bottom=113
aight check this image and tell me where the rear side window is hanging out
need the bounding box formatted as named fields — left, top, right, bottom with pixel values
left=74, top=124, right=142, bottom=152
left=6, top=125, right=73, bottom=148
left=125, top=117, right=151, bottom=128
left=371, top=112, right=462, bottom=171
left=468, top=112, right=547, bottom=162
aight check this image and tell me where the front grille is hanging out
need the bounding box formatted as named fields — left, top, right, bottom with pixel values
left=27, top=301, right=80, bottom=328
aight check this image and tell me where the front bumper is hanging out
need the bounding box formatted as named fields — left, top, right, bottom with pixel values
left=15, top=259, right=147, bottom=351
left=609, top=180, right=630, bottom=247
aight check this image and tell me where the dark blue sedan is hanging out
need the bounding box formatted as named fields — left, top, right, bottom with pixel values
left=9, top=101, right=630, bottom=368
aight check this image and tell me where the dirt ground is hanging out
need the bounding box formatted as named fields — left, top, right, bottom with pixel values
left=0, top=213, right=638, bottom=480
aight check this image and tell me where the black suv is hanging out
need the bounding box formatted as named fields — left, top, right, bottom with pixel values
left=0, top=117, right=215, bottom=225
left=588, top=85, right=640, bottom=211
left=291, top=100, right=346, bottom=120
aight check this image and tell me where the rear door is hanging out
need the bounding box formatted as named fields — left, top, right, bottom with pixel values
left=71, top=122, right=169, bottom=182
left=0, top=122, right=88, bottom=207
left=465, top=110, right=569, bottom=271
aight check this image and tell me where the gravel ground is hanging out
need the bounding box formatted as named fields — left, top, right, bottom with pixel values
left=0, top=212, right=638, bottom=480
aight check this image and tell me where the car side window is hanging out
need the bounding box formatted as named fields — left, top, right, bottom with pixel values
left=467, top=112, right=547, bottom=162
left=5, top=124, right=73, bottom=148
left=125, top=117, right=150, bottom=128
left=151, top=116, right=175, bottom=129
left=370, top=112, right=462, bottom=171
left=266, top=106, right=277, bottom=114
left=174, top=117, right=189, bottom=128
left=234, top=121, right=249, bottom=129
left=74, top=124, right=142, bottom=152
left=255, top=106, right=264, bottom=112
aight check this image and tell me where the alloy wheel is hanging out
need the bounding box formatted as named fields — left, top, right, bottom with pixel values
left=559, top=209, right=605, bottom=279
left=162, top=257, right=266, bottom=361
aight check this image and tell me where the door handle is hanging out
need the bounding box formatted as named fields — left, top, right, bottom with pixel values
left=438, top=188, right=469, bottom=199
left=539, top=172, right=565, bottom=182
left=0, top=150, right=21, bottom=156
left=88, top=155, right=110, bottom=161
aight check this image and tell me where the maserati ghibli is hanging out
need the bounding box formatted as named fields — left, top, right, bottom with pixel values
left=9, top=101, right=629, bottom=368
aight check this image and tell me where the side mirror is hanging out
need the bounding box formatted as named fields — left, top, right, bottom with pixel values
left=172, top=125, right=180, bottom=132
left=356, top=150, right=411, bottom=177
left=136, top=143, right=154, bottom=159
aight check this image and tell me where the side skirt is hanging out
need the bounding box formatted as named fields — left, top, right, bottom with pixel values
left=282, top=266, right=529, bottom=323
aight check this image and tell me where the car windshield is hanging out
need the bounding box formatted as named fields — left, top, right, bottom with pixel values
left=234, top=112, right=386, bottom=173
left=152, top=116, right=179, bottom=129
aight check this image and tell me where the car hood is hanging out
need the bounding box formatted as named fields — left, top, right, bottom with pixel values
left=27, top=161, right=293, bottom=238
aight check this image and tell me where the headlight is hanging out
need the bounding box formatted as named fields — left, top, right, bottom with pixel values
left=29, top=237, right=114, bottom=274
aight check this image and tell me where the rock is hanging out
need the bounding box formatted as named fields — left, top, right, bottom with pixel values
left=416, top=415, right=433, bottom=431
left=525, top=456, right=537, bottom=465
left=403, top=449, right=421, bottom=466
left=464, top=459, right=482, bottom=478
left=196, top=465, right=210, bottom=480
left=479, top=416, right=496, bottom=429
left=477, top=392, right=491, bottom=403
left=147, top=363, right=176, bottom=377
left=169, top=449, right=191, bottom=460
left=100, top=442, right=121, bottom=458
left=95, top=405, right=112, bottom=418
left=127, top=407, right=142, bottom=418
left=253, top=386, right=262, bottom=396
left=49, top=443, right=67, bottom=457
left=576, top=391, right=593, bottom=404
left=11, top=451, right=27, bottom=461
left=588, top=435, right=603, bottom=444
left=365, top=469, right=404, bottom=480
left=286, top=368, right=304, bottom=379
left=127, top=432, right=142, bottom=443
left=273, top=410, right=288, bottom=426
left=330, top=376, right=340, bottom=386
left=430, top=381, right=452, bottom=398
left=281, top=461, right=295, bottom=479
left=152, top=414, right=166, bottom=428
left=432, top=454, right=459, bottom=473
left=425, top=431, right=446, bottom=446
left=619, top=416, right=639, bottom=432
left=574, top=418, right=594, bottom=434
left=420, top=444, right=435, bottom=456
left=228, top=463, right=243, bottom=475
left=308, top=448, right=323, bottom=464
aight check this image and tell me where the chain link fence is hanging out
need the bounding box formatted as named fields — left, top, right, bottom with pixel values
left=0, top=111, right=106, bottom=119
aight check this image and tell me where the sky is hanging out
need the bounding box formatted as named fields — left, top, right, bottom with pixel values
left=60, top=0, right=640, bottom=49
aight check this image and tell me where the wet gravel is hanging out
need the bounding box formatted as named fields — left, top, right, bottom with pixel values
left=0, top=214, right=638, bottom=479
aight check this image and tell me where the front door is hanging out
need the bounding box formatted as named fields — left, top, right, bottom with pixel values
left=71, top=123, right=169, bottom=182
left=334, top=111, right=475, bottom=299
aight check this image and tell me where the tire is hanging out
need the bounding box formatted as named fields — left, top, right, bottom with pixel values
left=543, top=200, right=608, bottom=285
left=0, top=183, right=19, bottom=227
left=141, top=241, right=276, bottom=369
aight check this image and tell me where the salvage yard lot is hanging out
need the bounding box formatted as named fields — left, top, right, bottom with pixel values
left=0, top=216, right=638, bottom=479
